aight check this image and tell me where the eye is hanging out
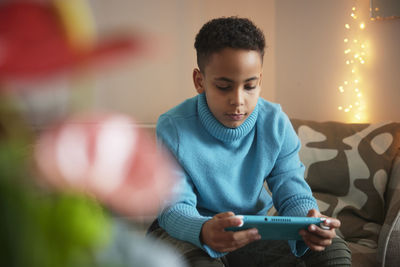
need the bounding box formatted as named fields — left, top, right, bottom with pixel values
left=216, top=85, right=231, bottom=91
left=244, top=85, right=257, bottom=90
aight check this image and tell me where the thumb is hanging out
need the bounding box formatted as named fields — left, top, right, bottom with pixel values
left=214, top=211, right=235, bottom=219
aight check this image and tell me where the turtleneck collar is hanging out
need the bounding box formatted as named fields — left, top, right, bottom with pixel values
left=197, top=93, right=258, bottom=142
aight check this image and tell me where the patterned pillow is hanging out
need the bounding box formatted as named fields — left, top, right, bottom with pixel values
left=377, top=154, right=400, bottom=266
left=290, top=119, right=400, bottom=248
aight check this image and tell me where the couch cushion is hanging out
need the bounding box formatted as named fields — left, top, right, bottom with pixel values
left=377, top=154, right=400, bottom=266
left=290, top=120, right=400, bottom=249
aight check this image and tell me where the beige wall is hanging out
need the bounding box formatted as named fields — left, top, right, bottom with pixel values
left=89, top=0, right=400, bottom=124
left=88, top=0, right=275, bottom=124
left=275, top=0, right=400, bottom=123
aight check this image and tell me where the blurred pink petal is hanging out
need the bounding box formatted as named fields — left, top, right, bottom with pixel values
left=0, top=1, right=146, bottom=83
left=35, top=113, right=178, bottom=217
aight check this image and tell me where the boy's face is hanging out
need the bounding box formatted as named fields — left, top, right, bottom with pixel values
left=193, top=48, right=262, bottom=128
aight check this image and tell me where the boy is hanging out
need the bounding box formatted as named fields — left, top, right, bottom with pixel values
left=149, top=17, right=351, bottom=266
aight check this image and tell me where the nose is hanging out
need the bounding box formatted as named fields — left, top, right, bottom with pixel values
left=229, top=88, right=244, bottom=106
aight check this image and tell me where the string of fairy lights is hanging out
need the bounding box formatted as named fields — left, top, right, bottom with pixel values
left=337, top=4, right=368, bottom=122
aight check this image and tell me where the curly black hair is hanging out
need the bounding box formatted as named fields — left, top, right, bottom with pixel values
left=194, top=16, right=266, bottom=73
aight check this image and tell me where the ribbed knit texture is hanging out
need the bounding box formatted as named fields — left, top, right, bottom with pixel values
left=157, top=94, right=318, bottom=258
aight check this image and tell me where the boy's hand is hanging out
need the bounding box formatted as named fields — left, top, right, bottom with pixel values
left=200, top=211, right=261, bottom=253
left=299, top=209, right=340, bottom=251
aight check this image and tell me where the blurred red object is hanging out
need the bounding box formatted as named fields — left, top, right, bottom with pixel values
left=0, top=1, right=143, bottom=81
left=35, top=113, right=178, bottom=217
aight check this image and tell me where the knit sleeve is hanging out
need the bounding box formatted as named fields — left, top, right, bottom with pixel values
left=265, top=111, right=319, bottom=257
left=156, top=114, right=225, bottom=258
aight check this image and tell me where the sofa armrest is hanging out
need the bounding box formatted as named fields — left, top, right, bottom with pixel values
left=377, top=154, right=400, bottom=266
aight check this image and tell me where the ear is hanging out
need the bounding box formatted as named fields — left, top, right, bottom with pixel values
left=193, top=68, right=205, bottom=94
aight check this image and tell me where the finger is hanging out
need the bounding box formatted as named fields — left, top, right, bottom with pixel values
left=309, top=223, right=337, bottom=239
left=217, top=217, right=244, bottom=230
left=219, top=228, right=261, bottom=252
left=306, top=242, right=327, bottom=252
left=322, top=218, right=341, bottom=229
left=216, top=240, right=248, bottom=253
left=307, top=209, right=319, bottom=217
left=214, top=211, right=235, bottom=219
left=302, top=237, right=330, bottom=252
left=300, top=228, right=333, bottom=247
left=231, top=228, right=261, bottom=243
left=300, top=232, right=327, bottom=252
left=303, top=234, right=331, bottom=252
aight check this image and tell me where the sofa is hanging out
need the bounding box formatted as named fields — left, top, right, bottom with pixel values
left=287, top=119, right=400, bottom=267
left=140, top=120, right=400, bottom=267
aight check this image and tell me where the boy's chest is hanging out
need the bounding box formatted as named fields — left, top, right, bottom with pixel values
left=179, top=131, right=275, bottom=184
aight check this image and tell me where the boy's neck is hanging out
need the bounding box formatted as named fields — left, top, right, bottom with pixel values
left=197, top=93, right=259, bottom=142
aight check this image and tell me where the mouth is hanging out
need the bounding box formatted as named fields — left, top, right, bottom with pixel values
left=226, top=113, right=246, bottom=121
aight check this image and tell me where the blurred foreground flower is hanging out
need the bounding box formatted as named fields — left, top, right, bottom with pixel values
left=0, top=0, right=145, bottom=82
left=0, top=1, right=185, bottom=266
left=0, top=102, right=110, bottom=266
left=35, top=113, right=178, bottom=217
left=0, top=0, right=148, bottom=127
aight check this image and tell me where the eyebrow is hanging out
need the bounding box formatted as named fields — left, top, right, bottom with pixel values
left=214, top=76, right=259, bottom=83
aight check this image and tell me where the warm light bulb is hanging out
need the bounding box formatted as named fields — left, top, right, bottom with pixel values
left=345, top=24, right=350, bottom=29
left=344, top=38, right=349, bottom=43
left=339, top=86, right=344, bottom=92
left=360, top=23, right=365, bottom=29
left=352, top=7, right=356, bottom=11
left=338, top=106, right=343, bottom=110
left=346, top=60, right=350, bottom=64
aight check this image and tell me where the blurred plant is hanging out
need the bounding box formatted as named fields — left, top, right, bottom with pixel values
left=0, top=98, right=110, bottom=267
left=0, top=1, right=182, bottom=266
left=34, top=113, right=176, bottom=217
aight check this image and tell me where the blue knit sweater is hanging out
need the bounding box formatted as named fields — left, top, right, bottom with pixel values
left=156, top=93, right=318, bottom=258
